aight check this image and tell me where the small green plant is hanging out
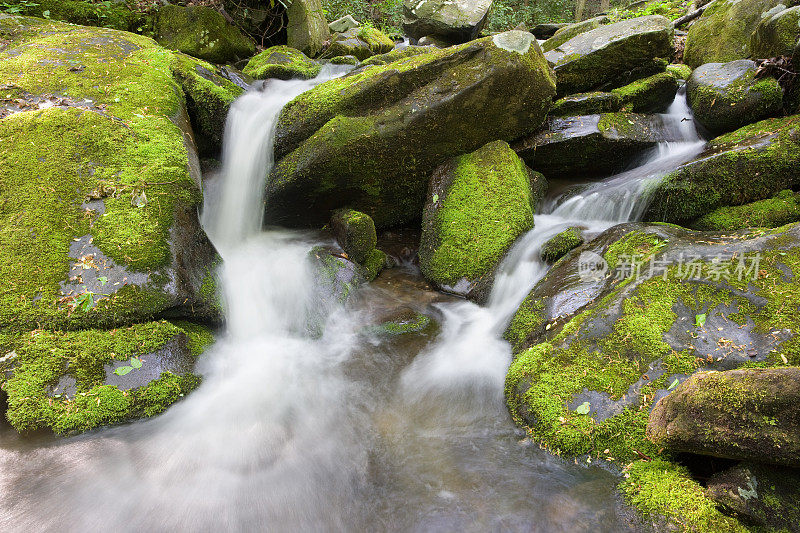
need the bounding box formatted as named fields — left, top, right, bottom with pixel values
left=0, top=0, right=39, bottom=14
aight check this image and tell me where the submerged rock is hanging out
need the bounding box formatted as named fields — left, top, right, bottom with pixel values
left=153, top=5, right=255, bottom=64
left=683, top=0, right=785, bottom=67
left=402, top=0, right=492, bottom=43
left=0, top=17, right=221, bottom=330
left=706, top=463, right=800, bottom=530
left=751, top=6, right=800, bottom=59
left=645, top=116, right=800, bottom=224
left=0, top=321, right=212, bottom=435
left=266, top=30, right=556, bottom=228
left=243, top=45, right=321, bottom=80
left=287, top=0, right=331, bottom=58
left=513, top=113, right=677, bottom=180
left=419, top=140, right=545, bottom=301
left=540, top=227, right=584, bottom=263
left=647, top=367, right=800, bottom=466
left=319, top=27, right=394, bottom=61
left=544, top=15, right=674, bottom=95
left=686, top=60, right=783, bottom=135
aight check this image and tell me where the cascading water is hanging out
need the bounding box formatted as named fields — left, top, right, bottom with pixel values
left=0, top=74, right=702, bottom=532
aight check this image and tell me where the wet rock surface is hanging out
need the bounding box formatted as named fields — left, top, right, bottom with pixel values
left=402, top=0, right=492, bottom=43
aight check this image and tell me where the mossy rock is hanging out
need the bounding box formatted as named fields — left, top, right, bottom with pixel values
left=243, top=45, right=321, bottom=80
left=419, top=140, right=545, bottom=301
left=367, top=311, right=436, bottom=336
left=328, top=14, right=359, bottom=34
left=505, top=221, right=800, bottom=530
left=612, top=71, right=678, bottom=113
left=286, top=0, right=331, bottom=58
left=647, top=367, right=800, bottom=466
left=541, top=16, right=608, bottom=53
left=319, top=27, right=394, bottom=61
left=1, top=320, right=213, bottom=436
left=153, top=5, right=255, bottom=64
left=544, top=15, right=674, bottom=96
left=307, top=245, right=368, bottom=306
left=540, top=227, right=584, bottom=263
left=513, top=113, right=677, bottom=180
left=401, top=0, right=492, bottom=43
left=691, top=189, right=800, bottom=230
left=686, top=59, right=783, bottom=135
left=358, top=45, right=432, bottom=67
left=170, top=52, right=244, bottom=155
left=683, top=0, right=785, bottom=68
left=531, top=23, right=569, bottom=39
left=330, top=208, right=377, bottom=263
left=751, top=5, right=800, bottom=59
left=665, top=62, right=691, bottom=81
left=549, top=92, right=622, bottom=116
left=0, top=17, right=221, bottom=331
left=0, top=0, right=142, bottom=31
left=266, top=30, right=556, bottom=229
left=706, top=462, right=800, bottom=530
left=645, top=115, right=800, bottom=224
left=328, top=54, right=359, bottom=65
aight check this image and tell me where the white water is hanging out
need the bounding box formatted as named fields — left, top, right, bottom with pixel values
left=0, top=80, right=702, bottom=532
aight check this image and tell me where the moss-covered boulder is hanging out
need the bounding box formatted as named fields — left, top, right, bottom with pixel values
left=706, top=463, right=800, bottom=530
left=647, top=367, right=800, bottom=466
left=751, top=6, right=800, bottom=59
left=0, top=17, right=220, bottom=331
left=153, top=5, right=255, bottom=64
left=243, top=45, right=321, bottom=80
left=0, top=320, right=212, bottom=435
left=318, top=27, right=394, bottom=61
left=266, top=30, right=556, bottom=229
left=692, top=189, right=800, bottom=230
left=645, top=116, right=800, bottom=224
left=0, top=0, right=142, bottom=31
left=329, top=14, right=360, bottom=34
left=513, top=113, right=676, bottom=180
left=170, top=52, right=244, bottom=155
left=419, top=140, right=544, bottom=301
left=541, top=16, right=607, bottom=53
left=612, top=71, right=678, bottom=113
left=287, top=0, right=331, bottom=58
left=401, top=0, right=492, bottom=43
left=330, top=208, right=377, bottom=263
left=683, top=0, right=785, bottom=68
left=686, top=60, right=783, bottom=135
left=504, top=221, right=800, bottom=530
left=544, top=15, right=674, bottom=96
left=308, top=245, right=368, bottom=306
left=549, top=92, right=622, bottom=116
left=540, top=227, right=584, bottom=263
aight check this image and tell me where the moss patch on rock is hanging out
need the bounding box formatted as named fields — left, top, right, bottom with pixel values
left=692, top=190, right=800, bottom=230
left=541, top=227, right=584, bottom=263
left=1, top=320, right=210, bottom=435
left=419, top=140, right=543, bottom=299
left=549, top=92, right=621, bottom=116
left=1, top=0, right=142, bottom=31
left=243, top=45, right=321, bottom=80
left=153, top=4, right=255, bottom=64
left=612, top=71, right=678, bottom=113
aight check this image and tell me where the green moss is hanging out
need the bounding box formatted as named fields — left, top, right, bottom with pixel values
left=136, top=371, right=201, bottom=417
left=612, top=71, right=677, bottom=113
left=621, top=459, right=746, bottom=531
left=541, top=227, right=583, bottom=263
left=2, top=320, right=207, bottom=435
left=550, top=92, right=621, bottom=116
left=330, top=208, right=377, bottom=264
left=666, top=63, right=691, bottom=81
left=243, top=45, right=321, bottom=80
left=692, top=190, right=800, bottom=230
left=153, top=4, right=255, bottom=64
left=361, top=248, right=387, bottom=281
left=1, top=0, right=142, bottom=31
left=356, top=26, right=394, bottom=54
left=420, top=140, right=536, bottom=286
left=604, top=230, right=668, bottom=269
left=0, top=20, right=203, bottom=330
left=542, top=17, right=607, bottom=53
left=368, top=313, right=433, bottom=336
left=503, top=293, right=545, bottom=353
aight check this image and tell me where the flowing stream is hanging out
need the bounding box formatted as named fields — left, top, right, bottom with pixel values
left=0, top=71, right=703, bottom=532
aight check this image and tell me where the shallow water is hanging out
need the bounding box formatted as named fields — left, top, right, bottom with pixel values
left=0, top=72, right=703, bottom=532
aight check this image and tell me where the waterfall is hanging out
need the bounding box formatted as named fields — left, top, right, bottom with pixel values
left=0, top=76, right=701, bottom=532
